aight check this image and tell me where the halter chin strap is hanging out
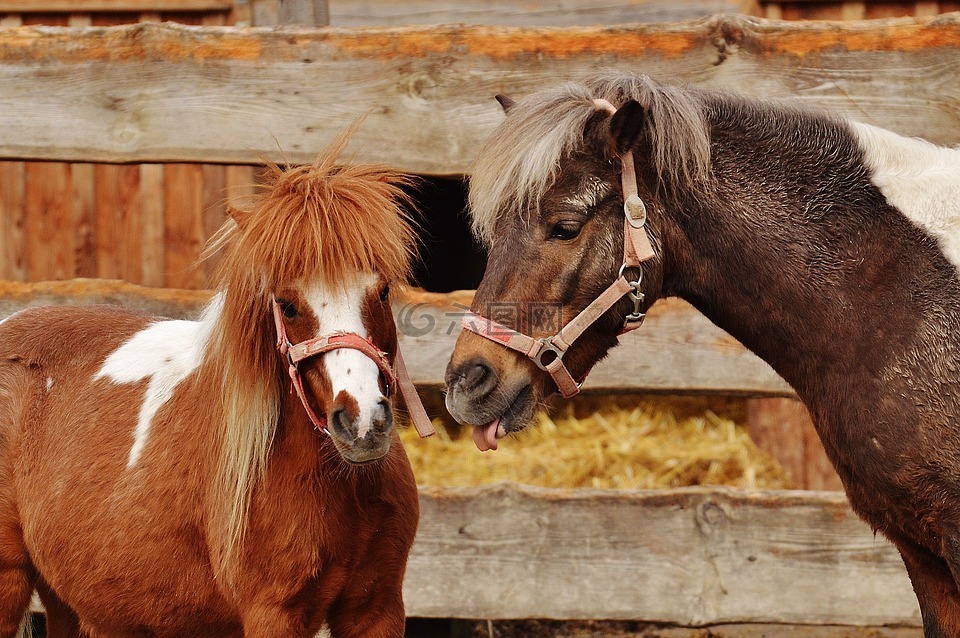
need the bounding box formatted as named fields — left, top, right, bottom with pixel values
left=271, top=297, right=435, bottom=438
left=460, top=98, right=656, bottom=398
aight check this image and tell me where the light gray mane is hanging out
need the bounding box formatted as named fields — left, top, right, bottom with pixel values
left=468, top=73, right=712, bottom=246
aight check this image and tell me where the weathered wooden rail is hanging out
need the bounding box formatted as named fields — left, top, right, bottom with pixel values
left=0, top=279, right=790, bottom=396
left=1, top=14, right=959, bottom=173
left=411, top=484, right=918, bottom=626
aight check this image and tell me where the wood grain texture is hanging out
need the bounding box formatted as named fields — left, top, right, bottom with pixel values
left=0, top=0, right=231, bottom=11
left=746, top=398, right=842, bottom=490
left=0, top=15, right=958, bottom=172
left=200, top=163, right=227, bottom=281
left=163, top=163, right=205, bottom=288
left=12, top=468, right=919, bottom=626
left=325, top=0, right=744, bottom=26
left=94, top=164, right=141, bottom=281
left=139, top=163, right=165, bottom=287
left=70, top=163, right=97, bottom=278
left=0, top=162, right=26, bottom=281
left=23, top=162, right=72, bottom=280
left=278, top=0, right=329, bottom=25
left=405, top=484, right=919, bottom=624
left=0, top=278, right=209, bottom=318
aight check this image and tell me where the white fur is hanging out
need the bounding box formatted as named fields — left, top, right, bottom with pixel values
left=561, top=176, right=611, bottom=212
left=95, top=294, right=222, bottom=468
left=850, top=121, right=960, bottom=271
left=304, top=274, right=385, bottom=439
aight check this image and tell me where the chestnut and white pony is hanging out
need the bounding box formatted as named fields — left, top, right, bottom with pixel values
left=0, top=133, right=422, bottom=637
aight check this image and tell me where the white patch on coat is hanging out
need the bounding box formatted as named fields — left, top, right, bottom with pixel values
left=850, top=121, right=960, bottom=271
left=95, top=293, right=222, bottom=468
left=45, top=377, right=53, bottom=392
left=303, top=274, right=384, bottom=439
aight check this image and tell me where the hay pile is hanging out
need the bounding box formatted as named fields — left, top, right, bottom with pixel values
left=400, top=396, right=792, bottom=490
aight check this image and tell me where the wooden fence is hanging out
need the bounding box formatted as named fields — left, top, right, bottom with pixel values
left=3, top=12, right=960, bottom=629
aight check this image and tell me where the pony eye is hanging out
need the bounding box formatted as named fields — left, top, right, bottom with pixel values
left=379, top=284, right=391, bottom=302
left=549, top=221, right=583, bottom=241
left=279, top=300, right=298, bottom=319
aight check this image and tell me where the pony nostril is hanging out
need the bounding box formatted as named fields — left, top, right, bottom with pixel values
left=451, top=358, right=498, bottom=397
left=465, top=362, right=490, bottom=391
left=330, top=407, right=357, bottom=441
left=371, top=399, right=393, bottom=435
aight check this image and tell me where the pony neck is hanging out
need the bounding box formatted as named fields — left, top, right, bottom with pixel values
left=658, top=116, right=960, bottom=409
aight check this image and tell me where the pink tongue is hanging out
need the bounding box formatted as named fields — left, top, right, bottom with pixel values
left=472, top=417, right=502, bottom=452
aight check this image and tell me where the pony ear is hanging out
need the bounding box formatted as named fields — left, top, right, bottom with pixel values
left=609, top=99, right=646, bottom=154
left=494, top=94, right=516, bottom=113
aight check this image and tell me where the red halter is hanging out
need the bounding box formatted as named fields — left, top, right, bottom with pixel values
left=271, top=297, right=435, bottom=438
left=460, top=98, right=657, bottom=398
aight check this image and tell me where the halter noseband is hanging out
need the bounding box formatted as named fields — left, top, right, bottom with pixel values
left=271, top=296, right=435, bottom=438
left=460, top=98, right=657, bottom=398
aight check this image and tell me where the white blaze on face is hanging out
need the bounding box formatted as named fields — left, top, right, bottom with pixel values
left=94, top=293, right=220, bottom=468
left=850, top=121, right=960, bottom=271
left=304, top=274, right=385, bottom=439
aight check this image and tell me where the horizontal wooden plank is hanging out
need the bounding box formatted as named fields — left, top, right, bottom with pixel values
left=0, top=0, right=231, bottom=11
left=405, top=484, right=919, bottom=625
left=22, top=482, right=919, bottom=625
left=325, top=0, right=744, bottom=26
left=0, top=279, right=792, bottom=396
left=759, top=0, right=921, bottom=4
left=0, top=15, right=958, bottom=172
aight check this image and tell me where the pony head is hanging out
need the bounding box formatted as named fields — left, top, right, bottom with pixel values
left=203, top=127, right=417, bottom=556
left=446, top=74, right=711, bottom=445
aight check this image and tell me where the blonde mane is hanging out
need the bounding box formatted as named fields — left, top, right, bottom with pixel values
left=200, top=127, right=417, bottom=572
left=468, top=72, right=712, bottom=246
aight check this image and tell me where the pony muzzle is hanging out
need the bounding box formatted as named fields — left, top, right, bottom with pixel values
left=328, top=396, right=395, bottom=464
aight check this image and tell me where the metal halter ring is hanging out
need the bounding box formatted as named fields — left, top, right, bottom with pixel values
left=618, top=262, right=643, bottom=284
left=533, top=338, right=565, bottom=371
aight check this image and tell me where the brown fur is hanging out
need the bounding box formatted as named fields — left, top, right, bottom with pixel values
left=0, top=128, right=419, bottom=637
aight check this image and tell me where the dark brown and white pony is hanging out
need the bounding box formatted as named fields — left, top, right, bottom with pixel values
left=445, top=73, right=960, bottom=636
left=0, top=132, right=423, bottom=638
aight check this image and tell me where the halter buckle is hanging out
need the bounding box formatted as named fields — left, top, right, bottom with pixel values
left=285, top=342, right=297, bottom=369
left=624, top=194, right=647, bottom=228
left=533, top=338, right=565, bottom=372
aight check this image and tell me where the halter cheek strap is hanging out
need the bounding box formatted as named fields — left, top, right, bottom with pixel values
left=460, top=98, right=657, bottom=398
left=272, top=298, right=435, bottom=438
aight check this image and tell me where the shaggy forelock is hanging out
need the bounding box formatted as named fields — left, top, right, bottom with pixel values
left=468, top=73, right=713, bottom=246
left=468, top=82, right=599, bottom=246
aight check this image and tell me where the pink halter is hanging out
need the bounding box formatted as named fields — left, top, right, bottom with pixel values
left=271, top=296, right=435, bottom=438
left=460, top=98, right=657, bottom=398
